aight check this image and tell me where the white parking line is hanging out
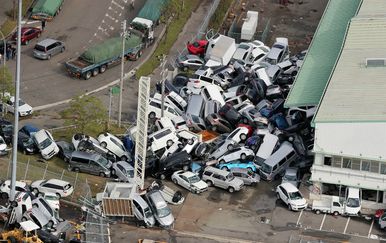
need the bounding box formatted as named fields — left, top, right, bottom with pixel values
left=368, top=219, right=374, bottom=238
left=343, top=217, right=350, bottom=234
left=319, top=213, right=326, bottom=230
left=296, top=210, right=303, bottom=226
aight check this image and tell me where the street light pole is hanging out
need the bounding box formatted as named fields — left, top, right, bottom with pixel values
left=0, top=31, right=6, bottom=69
left=159, top=55, right=167, bottom=117
left=10, top=0, right=22, bottom=202
left=118, top=20, right=127, bottom=128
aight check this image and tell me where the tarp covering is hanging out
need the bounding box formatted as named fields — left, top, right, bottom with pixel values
left=80, top=35, right=142, bottom=64
left=31, top=0, right=63, bottom=18
left=137, top=0, right=168, bottom=22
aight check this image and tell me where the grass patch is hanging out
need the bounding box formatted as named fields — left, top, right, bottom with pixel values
left=135, top=0, right=200, bottom=78
left=0, top=0, right=35, bottom=37
left=208, top=0, right=234, bottom=32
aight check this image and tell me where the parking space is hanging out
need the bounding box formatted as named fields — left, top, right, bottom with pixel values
left=297, top=210, right=324, bottom=230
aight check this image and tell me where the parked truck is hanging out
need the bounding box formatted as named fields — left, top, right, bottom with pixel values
left=31, top=0, right=64, bottom=21
left=241, top=11, right=258, bottom=41
left=205, top=34, right=237, bottom=68
left=65, top=35, right=143, bottom=80
left=311, top=194, right=361, bottom=216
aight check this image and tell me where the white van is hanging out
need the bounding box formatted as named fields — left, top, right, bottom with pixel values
left=33, top=129, right=59, bottom=160
left=200, top=84, right=225, bottom=106
left=345, top=187, right=361, bottom=215
left=148, top=128, right=179, bottom=153
left=255, top=133, right=279, bottom=165
left=148, top=98, right=179, bottom=120
left=153, top=91, right=187, bottom=116
left=155, top=117, right=176, bottom=132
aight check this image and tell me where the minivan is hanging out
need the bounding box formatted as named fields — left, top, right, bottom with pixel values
left=184, top=95, right=206, bottom=131
left=259, top=141, right=297, bottom=181
left=33, top=38, right=65, bottom=60
left=145, top=190, right=174, bottom=228
left=202, top=166, right=244, bottom=193
left=148, top=127, right=179, bottom=153
left=255, top=133, right=279, bottom=165
left=132, top=194, right=156, bottom=227
left=153, top=91, right=187, bottom=116
left=69, top=151, right=113, bottom=177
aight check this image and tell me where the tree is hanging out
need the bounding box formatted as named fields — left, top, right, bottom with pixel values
left=61, top=95, right=108, bottom=134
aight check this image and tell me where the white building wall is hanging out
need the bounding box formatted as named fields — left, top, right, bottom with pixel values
left=314, top=122, right=386, bottom=161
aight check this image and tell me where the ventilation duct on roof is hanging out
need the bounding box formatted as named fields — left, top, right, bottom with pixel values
left=365, top=58, right=386, bottom=67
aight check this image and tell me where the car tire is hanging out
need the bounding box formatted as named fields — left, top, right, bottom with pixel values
left=211, top=126, right=217, bottom=132
left=183, top=66, right=188, bottom=72
left=99, top=172, right=106, bottom=177
left=149, top=112, right=156, bottom=119
left=240, top=153, right=247, bottom=160
left=188, top=139, right=194, bottom=145
left=0, top=193, right=8, bottom=199
left=47, top=220, right=54, bottom=228
left=22, top=149, right=27, bottom=155
left=219, top=159, right=225, bottom=164
left=276, top=193, right=280, bottom=200
left=92, top=68, right=99, bottom=77
left=222, top=84, right=228, bottom=90
left=160, top=174, right=166, bottom=180
left=33, top=203, right=38, bottom=208
left=182, top=165, right=189, bottom=171
left=228, top=187, right=235, bottom=193
left=172, top=178, right=178, bottom=184
left=333, top=211, right=339, bottom=216
left=56, top=193, right=61, bottom=198
left=243, top=118, right=248, bottom=124
left=221, top=166, right=228, bottom=171
left=100, top=142, right=107, bottom=148
left=291, top=71, right=298, bottom=76
left=240, top=133, right=247, bottom=141
left=111, top=169, right=116, bottom=176
left=121, top=155, right=128, bottom=161
left=25, top=40, right=29, bottom=45
left=166, top=139, right=174, bottom=147
left=47, top=54, right=51, bottom=60
left=287, top=204, right=292, bottom=211
left=100, top=65, right=107, bottom=73
left=33, top=188, right=39, bottom=194
left=74, top=167, right=80, bottom=172
left=206, top=180, right=213, bottom=187
left=227, top=144, right=234, bottom=150
left=251, top=145, right=257, bottom=151
left=85, top=71, right=92, bottom=80
left=315, top=210, right=321, bottom=215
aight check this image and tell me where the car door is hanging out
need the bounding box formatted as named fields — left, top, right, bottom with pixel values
left=179, top=175, right=189, bottom=189
left=89, top=160, right=101, bottom=175
left=217, top=174, right=227, bottom=189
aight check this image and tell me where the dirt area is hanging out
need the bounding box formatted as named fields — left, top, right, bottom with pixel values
left=221, top=0, right=328, bottom=54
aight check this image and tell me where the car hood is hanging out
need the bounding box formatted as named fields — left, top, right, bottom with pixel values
left=231, top=177, right=244, bottom=187
left=0, top=143, right=7, bottom=151
left=18, top=103, right=33, bottom=113
left=192, top=180, right=208, bottom=190
left=157, top=213, right=175, bottom=227
left=290, top=198, right=307, bottom=206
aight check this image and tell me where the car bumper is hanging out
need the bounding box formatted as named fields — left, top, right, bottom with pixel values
left=19, top=110, right=33, bottom=117
left=33, top=52, right=49, bottom=60
left=291, top=203, right=308, bottom=211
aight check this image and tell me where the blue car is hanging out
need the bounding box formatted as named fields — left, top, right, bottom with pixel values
left=19, top=124, right=39, bottom=138
left=216, top=160, right=258, bottom=172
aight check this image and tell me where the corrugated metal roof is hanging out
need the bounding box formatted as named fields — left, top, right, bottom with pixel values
left=284, top=0, right=361, bottom=108
left=315, top=0, right=386, bottom=123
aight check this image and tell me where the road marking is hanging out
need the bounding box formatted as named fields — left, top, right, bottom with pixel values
left=296, top=210, right=303, bottom=227
left=112, top=0, right=124, bottom=10
left=368, top=219, right=374, bottom=238
left=172, top=230, right=259, bottom=243
left=319, top=213, right=326, bottom=230
left=343, top=217, right=350, bottom=234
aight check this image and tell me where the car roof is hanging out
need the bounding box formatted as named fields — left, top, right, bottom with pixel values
left=285, top=167, right=298, bottom=175
left=36, top=38, right=60, bottom=47
left=21, top=124, right=39, bottom=133
left=181, top=171, right=196, bottom=177
left=45, top=179, right=69, bottom=186
left=204, top=166, right=229, bottom=176
left=280, top=182, right=299, bottom=193
left=71, top=150, right=99, bottom=160
left=148, top=190, right=167, bottom=208
left=4, top=180, right=27, bottom=186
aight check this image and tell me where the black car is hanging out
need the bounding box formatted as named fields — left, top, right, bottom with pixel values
left=17, top=131, right=38, bottom=154
left=0, top=119, right=13, bottom=144
left=151, top=151, right=192, bottom=179
left=56, top=141, right=75, bottom=162
left=219, top=103, right=241, bottom=125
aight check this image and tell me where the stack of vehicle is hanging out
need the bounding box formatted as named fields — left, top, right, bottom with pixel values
left=0, top=178, right=74, bottom=242
left=128, top=34, right=314, bottom=199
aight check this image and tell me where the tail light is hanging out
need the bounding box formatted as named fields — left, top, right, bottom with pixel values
left=194, top=80, right=200, bottom=83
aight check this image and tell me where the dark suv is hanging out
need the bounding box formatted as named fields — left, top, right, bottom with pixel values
left=151, top=151, right=192, bottom=179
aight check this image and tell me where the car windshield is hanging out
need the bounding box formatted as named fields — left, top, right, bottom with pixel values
left=18, top=100, right=26, bottom=106
left=144, top=207, right=153, bottom=218
left=2, top=125, right=13, bottom=133
left=226, top=173, right=235, bottom=181
left=39, top=138, right=52, bottom=149
left=157, top=206, right=171, bottom=218
left=23, top=138, right=34, bottom=147
left=289, top=191, right=303, bottom=200
left=260, top=163, right=272, bottom=174
left=188, top=175, right=200, bottom=184
left=179, top=55, right=188, bottom=61
left=347, top=198, right=360, bottom=208
left=97, top=156, right=109, bottom=167
left=45, top=194, right=59, bottom=201
left=284, top=174, right=297, bottom=181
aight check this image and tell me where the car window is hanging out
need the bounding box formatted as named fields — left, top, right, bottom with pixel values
left=181, top=175, right=188, bottom=182
left=203, top=171, right=212, bottom=176
left=227, top=128, right=239, bottom=139
left=39, top=198, right=53, bottom=215
left=153, top=129, right=171, bottom=140
left=150, top=101, right=161, bottom=109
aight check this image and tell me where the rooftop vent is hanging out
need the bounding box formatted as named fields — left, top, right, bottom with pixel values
left=366, top=58, right=386, bottom=67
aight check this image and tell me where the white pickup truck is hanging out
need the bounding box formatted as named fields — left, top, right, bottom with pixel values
left=311, top=196, right=345, bottom=216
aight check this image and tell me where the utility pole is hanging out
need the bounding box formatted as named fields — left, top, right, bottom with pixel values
left=158, top=55, right=167, bottom=117
left=10, top=0, right=22, bottom=202
left=118, top=20, right=127, bottom=128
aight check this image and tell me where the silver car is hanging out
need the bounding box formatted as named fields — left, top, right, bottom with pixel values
left=230, top=168, right=260, bottom=186
left=145, top=190, right=175, bottom=228
left=33, top=38, right=65, bottom=60
left=176, top=54, right=205, bottom=71
left=112, top=161, right=134, bottom=182
left=202, top=166, right=244, bottom=193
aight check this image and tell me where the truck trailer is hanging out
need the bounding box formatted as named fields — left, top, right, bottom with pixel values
left=31, top=0, right=64, bottom=21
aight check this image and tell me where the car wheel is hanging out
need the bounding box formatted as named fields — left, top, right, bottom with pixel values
left=291, top=71, right=298, bottom=76
left=47, top=54, right=51, bottom=60
left=111, top=169, right=116, bottom=176
left=100, top=65, right=107, bottom=73
left=182, top=165, right=189, bottom=171
left=183, top=66, right=188, bottom=72
left=206, top=180, right=212, bottom=187
left=138, top=50, right=143, bottom=57
left=149, top=112, right=156, bottom=119
left=287, top=204, right=292, bottom=211
left=166, top=139, right=174, bottom=147
left=240, top=153, right=247, bottom=160
left=61, top=47, right=65, bottom=53
left=228, top=187, right=235, bottom=193
left=333, top=211, right=339, bottom=216
left=243, top=118, right=248, bottom=124
left=247, top=167, right=254, bottom=173
left=211, top=126, right=217, bottom=132
left=74, top=167, right=80, bottom=172
left=172, top=178, right=178, bottom=184
left=33, top=203, right=38, bottom=208
left=1, top=193, right=8, bottom=199
left=219, top=159, right=225, bottom=164
left=10, top=201, right=17, bottom=208
left=100, top=142, right=107, bottom=148
left=56, top=193, right=61, bottom=198
left=188, top=139, right=194, bottom=145
left=240, top=133, right=247, bottom=141
left=85, top=71, right=92, bottom=80
left=221, top=166, right=228, bottom=171
left=99, top=172, right=106, bottom=177
left=227, top=144, right=234, bottom=150
left=276, top=193, right=280, bottom=200
left=92, top=68, right=99, bottom=77
left=251, top=145, right=257, bottom=151
left=315, top=210, right=321, bottom=215
left=23, top=149, right=27, bottom=155
left=121, top=155, right=128, bottom=161
left=160, top=174, right=166, bottom=180
left=47, top=220, right=54, bottom=228
left=222, top=84, right=228, bottom=90
left=21, top=217, right=27, bottom=222
left=33, top=188, right=39, bottom=194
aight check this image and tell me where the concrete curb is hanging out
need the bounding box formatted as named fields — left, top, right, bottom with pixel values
left=33, top=25, right=167, bottom=111
left=171, top=229, right=260, bottom=243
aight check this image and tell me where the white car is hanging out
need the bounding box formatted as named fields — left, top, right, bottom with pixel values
left=171, top=170, right=208, bottom=194
left=14, top=192, right=33, bottom=223
left=172, top=116, right=189, bottom=130
left=148, top=128, right=179, bottom=153
left=0, top=136, right=8, bottom=156
left=97, top=132, right=130, bottom=161
left=71, top=133, right=99, bottom=150
left=276, top=182, right=308, bottom=211
left=31, top=179, right=74, bottom=198
left=3, top=93, right=33, bottom=117
left=226, top=127, right=249, bottom=144
left=32, top=196, right=60, bottom=226
left=217, top=146, right=255, bottom=163
left=33, top=129, right=59, bottom=160
left=0, top=180, right=29, bottom=199
left=40, top=192, right=60, bottom=212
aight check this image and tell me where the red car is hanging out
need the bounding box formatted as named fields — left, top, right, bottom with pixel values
left=12, top=27, right=42, bottom=45
left=187, top=39, right=208, bottom=56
